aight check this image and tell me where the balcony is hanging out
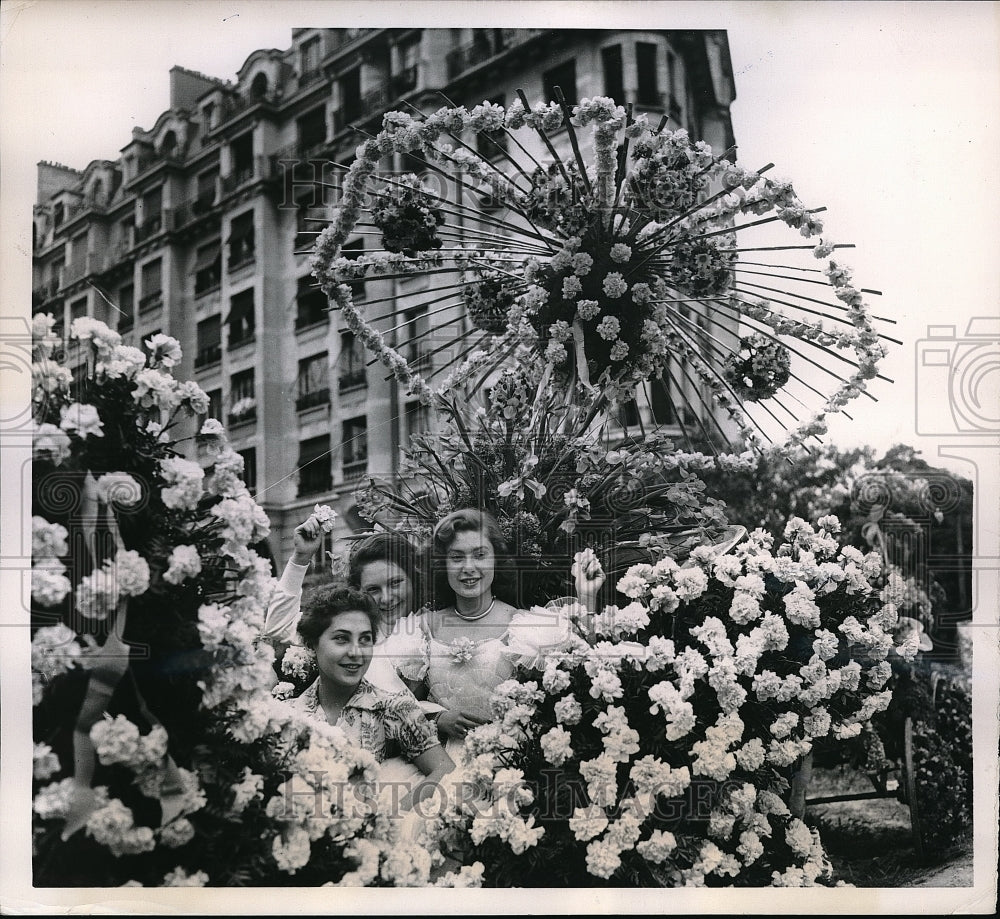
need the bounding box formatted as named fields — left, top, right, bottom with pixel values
left=214, top=91, right=278, bottom=130
left=445, top=29, right=543, bottom=81
left=228, top=329, right=255, bottom=351
left=298, top=67, right=325, bottom=91
left=221, top=160, right=263, bottom=195
left=32, top=276, right=62, bottom=307
left=134, top=215, right=163, bottom=244
left=342, top=459, right=367, bottom=481
left=63, top=254, right=92, bottom=286
left=296, top=387, right=330, bottom=412
left=138, top=291, right=163, bottom=313
left=298, top=467, right=332, bottom=497
left=227, top=246, right=255, bottom=273
left=389, top=65, right=418, bottom=96
left=227, top=407, right=257, bottom=427
left=338, top=369, right=366, bottom=392
left=332, top=83, right=389, bottom=133
left=194, top=343, right=222, bottom=369
left=296, top=302, right=329, bottom=331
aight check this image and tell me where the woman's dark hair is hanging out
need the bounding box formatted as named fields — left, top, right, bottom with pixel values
left=297, top=583, right=381, bottom=649
left=346, top=531, right=424, bottom=608
left=429, top=508, right=517, bottom=608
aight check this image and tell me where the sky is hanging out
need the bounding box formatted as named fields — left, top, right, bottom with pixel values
left=2, top=0, right=998, bottom=479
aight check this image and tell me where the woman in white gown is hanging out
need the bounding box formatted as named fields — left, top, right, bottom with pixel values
left=396, top=509, right=604, bottom=762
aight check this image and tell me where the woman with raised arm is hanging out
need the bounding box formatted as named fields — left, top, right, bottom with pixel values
left=262, top=513, right=433, bottom=700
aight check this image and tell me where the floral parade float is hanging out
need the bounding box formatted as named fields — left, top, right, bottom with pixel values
left=301, top=93, right=920, bottom=886
left=29, top=317, right=475, bottom=887
left=28, top=90, right=917, bottom=888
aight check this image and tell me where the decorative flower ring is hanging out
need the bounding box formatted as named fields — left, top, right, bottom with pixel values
left=723, top=333, right=792, bottom=402
left=311, top=94, right=897, bottom=457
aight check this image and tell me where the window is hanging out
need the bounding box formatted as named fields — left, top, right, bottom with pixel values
left=543, top=59, right=577, bottom=106
left=601, top=45, right=624, bottom=103
left=230, top=133, right=254, bottom=184
left=137, top=186, right=163, bottom=239
left=228, top=210, right=255, bottom=270
left=296, top=276, right=328, bottom=330
left=297, top=352, right=330, bottom=411
left=297, top=106, right=328, bottom=157
left=227, top=288, right=255, bottom=348
left=301, top=35, right=321, bottom=76
left=250, top=72, right=269, bottom=101
left=205, top=388, right=223, bottom=421
left=69, top=297, right=88, bottom=323
left=636, top=42, right=660, bottom=105
left=238, top=447, right=257, bottom=495
left=338, top=332, right=366, bottom=390
left=341, top=237, right=365, bottom=298
left=194, top=240, right=222, bottom=295
left=476, top=94, right=508, bottom=159
left=617, top=395, right=641, bottom=429
left=298, top=434, right=331, bottom=496
left=161, top=130, right=178, bottom=157
left=341, top=416, right=368, bottom=479
left=400, top=305, right=429, bottom=368
left=202, top=102, right=217, bottom=130
left=195, top=168, right=219, bottom=212
left=139, top=258, right=162, bottom=312
left=195, top=315, right=222, bottom=368
left=335, top=68, right=362, bottom=129
left=228, top=368, right=256, bottom=425
left=117, top=283, right=134, bottom=332
left=391, top=39, right=420, bottom=94
left=404, top=400, right=429, bottom=443
left=295, top=186, right=327, bottom=250
left=53, top=202, right=64, bottom=227
left=650, top=376, right=675, bottom=426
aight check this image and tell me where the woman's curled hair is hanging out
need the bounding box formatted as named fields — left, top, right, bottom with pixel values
left=297, top=583, right=380, bottom=648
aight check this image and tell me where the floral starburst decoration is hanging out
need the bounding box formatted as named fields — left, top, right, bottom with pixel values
left=310, top=91, right=898, bottom=457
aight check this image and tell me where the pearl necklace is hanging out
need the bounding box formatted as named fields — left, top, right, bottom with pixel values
left=454, top=595, right=496, bottom=622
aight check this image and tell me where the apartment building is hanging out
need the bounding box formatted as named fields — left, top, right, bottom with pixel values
left=31, top=28, right=737, bottom=567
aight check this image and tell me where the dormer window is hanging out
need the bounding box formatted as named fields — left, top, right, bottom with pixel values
left=161, top=130, right=178, bottom=157
left=301, top=35, right=321, bottom=76
left=250, top=72, right=268, bottom=100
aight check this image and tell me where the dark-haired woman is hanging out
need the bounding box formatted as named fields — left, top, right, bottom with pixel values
left=398, top=509, right=604, bottom=761
left=287, top=583, right=453, bottom=810
left=262, top=513, right=433, bottom=700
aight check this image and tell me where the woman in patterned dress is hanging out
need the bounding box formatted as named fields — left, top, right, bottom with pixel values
left=287, top=583, right=454, bottom=810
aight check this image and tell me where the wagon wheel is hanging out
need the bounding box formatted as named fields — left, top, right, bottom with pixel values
left=901, top=670, right=945, bottom=859
left=902, top=716, right=924, bottom=859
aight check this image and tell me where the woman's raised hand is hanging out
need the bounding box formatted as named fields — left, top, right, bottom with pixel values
left=291, top=514, right=324, bottom=565
left=572, top=547, right=605, bottom=609
left=435, top=709, right=487, bottom=741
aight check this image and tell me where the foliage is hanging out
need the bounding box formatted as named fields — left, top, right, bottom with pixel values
left=911, top=678, right=973, bottom=853
left=699, top=443, right=973, bottom=660
left=356, top=358, right=735, bottom=607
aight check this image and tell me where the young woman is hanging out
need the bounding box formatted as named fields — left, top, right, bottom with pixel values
left=398, top=508, right=604, bottom=759
left=287, top=583, right=454, bottom=809
left=262, top=515, right=432, bottom=700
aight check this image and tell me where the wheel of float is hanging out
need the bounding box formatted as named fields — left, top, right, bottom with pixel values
left=902, top=670, right=946, bottom=859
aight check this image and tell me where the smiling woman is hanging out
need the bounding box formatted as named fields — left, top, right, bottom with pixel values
left=289, top=584, right=454, bottom=808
